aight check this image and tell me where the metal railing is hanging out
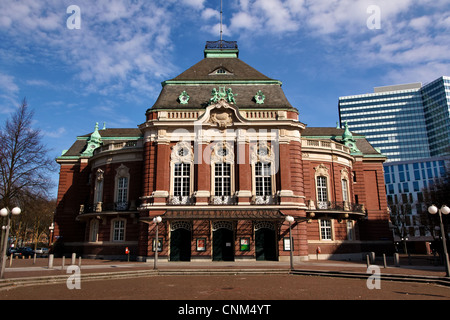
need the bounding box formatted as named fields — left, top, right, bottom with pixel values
left=307, top=200, right=365, bottom=213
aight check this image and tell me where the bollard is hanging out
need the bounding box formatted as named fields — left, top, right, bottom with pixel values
left=394, top=253, right=400, bottom=267
left=71, top=252, right=76, bottom=265
left=48, top=254, right=54, bottom=269
left=383, top=253, right=387, bottom=268
left=370, top=252, right=375, bottom=264
left=62, top=256, right=65, bottom=270
left=9, top=256, right=13, bottom=267
left=78, top=256, right=82, bottom=267
left=33, top=253, right=36, bottom=264
left=366, top=254, right=370, bottom=267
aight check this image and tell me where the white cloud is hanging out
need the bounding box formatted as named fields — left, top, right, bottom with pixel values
left=0, top=73, right=20, bottom=113
left=0, top=0, right=181, bottom=101
left=42, top=127, right=67, bottom=138
left=181, top=0, right=206, bottom=10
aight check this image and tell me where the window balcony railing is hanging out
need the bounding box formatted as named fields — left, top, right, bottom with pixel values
left=307, top=200, right=365, bottom=214
left=79, top=201, right=138, bottom=214
left=252, top=195, right=279, bottom=205
left=210, top=195, right=237, bottom=205
left=168, top=195, right=193, bottom=205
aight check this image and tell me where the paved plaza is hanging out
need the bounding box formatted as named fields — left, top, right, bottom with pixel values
left=0, top=255, right=449, bottom=304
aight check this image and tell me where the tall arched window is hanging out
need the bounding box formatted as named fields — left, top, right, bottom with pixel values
left=170, top=141, right=194, bottom=204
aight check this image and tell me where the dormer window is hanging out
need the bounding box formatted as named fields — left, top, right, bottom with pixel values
left=210, top=68, right=233, bottom=75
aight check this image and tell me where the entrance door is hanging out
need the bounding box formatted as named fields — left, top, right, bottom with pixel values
left=255, top=228, right=277, bottom=261
left=213, top=228, right=234, bottom=261
left=170, top=228, right=191, bottom=261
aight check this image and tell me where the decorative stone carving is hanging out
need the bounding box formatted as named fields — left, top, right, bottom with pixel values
left=254, top=221, right=275, bottom=231
left=96, top=169, right=104, bottom=181
left=211, top=141, right=234, bottom=164
left=171, top=141, right=194, bottom=163
left=314, top=163, right=329, bottom=177
left=250, top=141, right=275, bottom=167
left=171, top=221, right=192, bottom=231
left=212, top=221, right=233, bottom=231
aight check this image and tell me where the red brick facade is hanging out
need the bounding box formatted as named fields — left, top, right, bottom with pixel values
left=53, top=42, right=393, bottom=262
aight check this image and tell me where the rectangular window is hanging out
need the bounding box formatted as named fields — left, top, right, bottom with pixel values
left=317, top=176, right=328, bottom=201
left=347, top=220, right=354, bottom=241
left=320, top=220, right=332, bottom=240
left=117, top=177, right=128, bottom=203
left=90, top=220, right=99, bottom=242
left=95, top=179, right=103, bottom=203
left=113, top=220, right=125, bottom=242
left=255, top=162, right=272, bottom=196
left=215, top=163, right=231, bottom=196
left=174, top=163, right=190, bottom=196
left=341, top=179, right=348, bottom=202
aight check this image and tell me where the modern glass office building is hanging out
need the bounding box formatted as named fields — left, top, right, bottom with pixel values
left=338, top=76, right=450, bottom=162
left=339, top=77, right=450, bottom=253
left=422, top=77, right=450, bottom=157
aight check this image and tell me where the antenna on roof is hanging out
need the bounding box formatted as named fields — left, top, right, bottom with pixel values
left=220, top=0, right=223, bottom=42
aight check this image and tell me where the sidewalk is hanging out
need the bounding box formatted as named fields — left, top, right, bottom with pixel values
left=1, top=254, right=448, bottom=280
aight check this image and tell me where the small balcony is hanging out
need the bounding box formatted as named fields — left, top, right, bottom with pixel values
left=168, top=195, right=193, bottom=205
left=79, top=201, right=138, bottom=214
left=307, top=200, right=365, bottom=215
left=210, top=195, right=237, bottom=205
left=252, top=195, right=279, bottom=205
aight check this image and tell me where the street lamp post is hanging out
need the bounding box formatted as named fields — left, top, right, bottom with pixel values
left=153, top=216, right=162, bottom=270
left=285, top=215, right=294, bottom=271
left=428, top=205, right=450, bottom=277
left=0, top=207, right=21, bottom=279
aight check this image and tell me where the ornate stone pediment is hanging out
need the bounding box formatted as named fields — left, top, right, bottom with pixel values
left=197, top=98, right=246, bottom=130
left=209, top=107, right=234, bottom=130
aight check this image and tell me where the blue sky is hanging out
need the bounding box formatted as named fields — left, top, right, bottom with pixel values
left=1, top=0, right=450, bottom=198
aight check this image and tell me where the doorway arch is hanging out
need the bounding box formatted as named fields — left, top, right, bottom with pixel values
left=212, top=221, right=234, bottom=261
left=255, top=221, right=277, bottom=261
left=170, top=221, right=192, bottom=261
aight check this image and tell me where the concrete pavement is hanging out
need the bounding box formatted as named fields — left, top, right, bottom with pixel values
left=0, top=254, right=449, bottom=301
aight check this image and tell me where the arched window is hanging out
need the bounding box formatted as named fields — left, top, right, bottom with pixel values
left=170, top=142, right=194, bottom=204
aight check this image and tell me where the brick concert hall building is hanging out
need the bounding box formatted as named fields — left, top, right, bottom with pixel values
left=54, top=41, right=393, bottom=262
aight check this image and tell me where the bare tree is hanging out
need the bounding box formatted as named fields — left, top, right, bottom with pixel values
left=388, top=196, right=412, bottom=254
left=0, top=98, right=56, bottom=210
left=422, top=172, right=450, bottom=259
